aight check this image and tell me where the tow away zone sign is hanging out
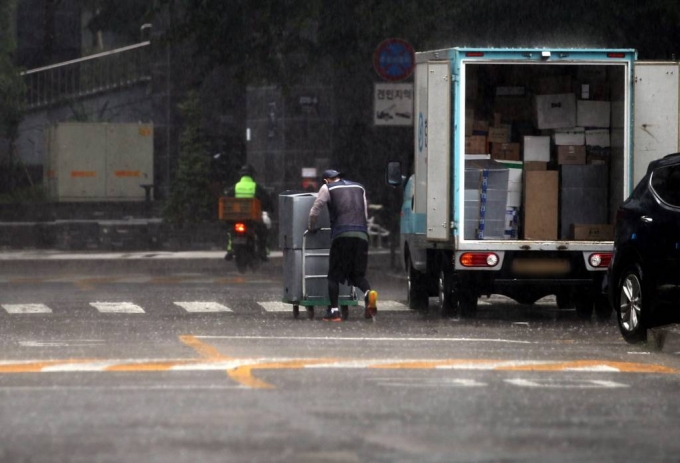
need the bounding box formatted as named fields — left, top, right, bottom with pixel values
left=374, top=82, right=413, bottom=126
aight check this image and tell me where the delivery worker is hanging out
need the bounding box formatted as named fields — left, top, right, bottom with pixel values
left=224, top=164, right=272, bottom=261
left=308, top=169, right=378, bottom=321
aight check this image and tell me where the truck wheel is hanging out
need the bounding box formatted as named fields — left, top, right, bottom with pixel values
left=407, top=256, right=428, bottom=311
left=556, top=292, right=574, bottom=309
left=459, top=290, right=478, bottom=318
left=594, top=294, right=613, bottom=321
left=616, top=265, right=647, bottom=343
left=574, top=294, right=593, bottom=320
left=438, top=269, right=457, bottom=317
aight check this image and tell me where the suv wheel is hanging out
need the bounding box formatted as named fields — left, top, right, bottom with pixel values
left=617, top=264, right=647, bottom=343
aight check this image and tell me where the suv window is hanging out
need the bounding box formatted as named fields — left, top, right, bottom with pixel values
left=651, top=164, right=680, bottom=207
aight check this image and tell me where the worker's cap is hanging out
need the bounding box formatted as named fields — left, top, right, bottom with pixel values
left=322, top=169, right=344, bottom=180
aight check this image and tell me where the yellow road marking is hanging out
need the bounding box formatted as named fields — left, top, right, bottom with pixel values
left=179, top=335, right=231, bottom=360
left=227, top=359, right=339, bottom=389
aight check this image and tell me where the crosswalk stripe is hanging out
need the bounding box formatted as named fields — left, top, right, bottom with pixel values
left=258, top=301, right=292, bottom=312
left=174, top=302, right=232, bottom=313
left=2, top=304, right=52, bottom=314
left=90, top=302, right=145, bottom=314
left=257, top=300, right=409, bottom=312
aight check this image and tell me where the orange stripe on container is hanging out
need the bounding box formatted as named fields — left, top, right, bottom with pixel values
left=114, top=170, right=141, bottom=177
left=70, top=171, right=97, bottom=177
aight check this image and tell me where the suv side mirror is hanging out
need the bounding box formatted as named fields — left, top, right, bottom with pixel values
left=386, top=161, right=403, bottom=188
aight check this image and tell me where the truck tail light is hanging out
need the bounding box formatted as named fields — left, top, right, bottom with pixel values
left=589, top=252, right=612, bottom=268
left=466, top=52, right=484, bottom=57
left=460, top=252, right=499, bottom=267
left=235, top=222, right=247, bottom=234
left=607, top=52, right=626, bottom=58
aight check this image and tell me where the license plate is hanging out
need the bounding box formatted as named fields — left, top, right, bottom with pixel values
left=511, top=259, right=571, bottom=275
left=232, top=236, right=248, bottom=245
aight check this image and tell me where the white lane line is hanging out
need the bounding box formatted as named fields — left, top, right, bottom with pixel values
left=198, top=335, right=531, bottom=344
left=19, top=340, right=104, bottom=347
left=174, top=302, right=233, bottom=313
left=43, top=361, right=123, bottom=372
left=504, top=379, right=629, bottom=389
left=2, top=303, right=52, bottom=314
left=90, top=302, right=145, bottom=314
left=259, top=301, right=292, bottom=312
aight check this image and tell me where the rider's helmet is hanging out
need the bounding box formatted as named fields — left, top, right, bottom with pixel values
left=239, top=164, right=256, bottom=177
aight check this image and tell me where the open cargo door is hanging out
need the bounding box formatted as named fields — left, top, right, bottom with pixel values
left=426, top=61, right=452, bottom=241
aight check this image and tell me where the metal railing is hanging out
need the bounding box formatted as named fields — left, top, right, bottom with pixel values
left=21, top=41, right=152, bottom=109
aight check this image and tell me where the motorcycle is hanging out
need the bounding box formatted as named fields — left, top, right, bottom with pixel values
left=219, top=197, right=270, bottom=273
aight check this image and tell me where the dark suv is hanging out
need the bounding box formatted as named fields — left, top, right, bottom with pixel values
left=608, top=153, right=680, bottom=343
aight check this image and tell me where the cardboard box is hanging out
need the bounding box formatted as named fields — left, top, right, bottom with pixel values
left=494, top=96, right=533, bottom=122
left=585, top=129, right=610, bottom=147
left=524, top=161, right=548, bottom=171
left=534, top=93, right=576, bottom=129
left=553, top=127, right=585, bottom=146
left=465, top=135, right=488, bottom=154
left=488, top=126, right=510, bottom=144
left=491, top=142, right=520, bottom=161
left=523, top=136, right=551, bottom=162
left=557, top=145, right=586, bottom=165
left=499, top=160, right=523, bottom=208
left=576, top=100, right=611, bottom=128
left=571, top=224, right=614, bottom=241
left=578, top=82, right=610, bottom=101
left=587, top=151, right=609, bottom=165
left=524, top=171, right=559, bottom=240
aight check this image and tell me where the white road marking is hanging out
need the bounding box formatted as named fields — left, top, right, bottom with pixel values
left=259, top=301, right=292, bottom=312
left=19, top=340, right=104, bottom=347
left=2, top=303, right=52, bottom=314
left=504, top=378, right=629, bottom=388
left=564, top=365, right=621, bottom=372
left=174, top=302, right=233, bottom=313
left=90, top=302, right=145, bottom=314
left=258, top=300, right=410, bottom=312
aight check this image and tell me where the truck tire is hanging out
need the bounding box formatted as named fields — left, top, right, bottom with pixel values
left=594, top=294, right=613, bottom=321
left=459, top=289, right=478, bottom=318
left=574, top=293, right=594, bottom=320
left=438, top=269, right=457, bottom=317
left=407, top=256, right=429, bottom=311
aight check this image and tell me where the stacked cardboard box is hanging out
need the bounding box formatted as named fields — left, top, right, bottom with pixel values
left=559, top=165, right=609, bottom=239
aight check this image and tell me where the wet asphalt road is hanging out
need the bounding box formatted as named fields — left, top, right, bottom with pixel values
left=0, top=252, right=679, bottom=463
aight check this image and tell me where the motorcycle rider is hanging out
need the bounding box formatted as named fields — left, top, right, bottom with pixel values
left=224, top=164, right=272, bottom=262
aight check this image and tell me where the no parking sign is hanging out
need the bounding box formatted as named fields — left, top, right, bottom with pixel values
left=373, top=38, right=415, bottom=82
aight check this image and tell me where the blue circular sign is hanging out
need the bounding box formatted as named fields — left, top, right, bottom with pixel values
left=373, top=38, right=415, bottom=82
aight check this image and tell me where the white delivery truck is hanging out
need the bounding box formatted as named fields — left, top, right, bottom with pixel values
left=633, top=61, right=680, bottom=185
left=387, top=47, right=637, bottom=319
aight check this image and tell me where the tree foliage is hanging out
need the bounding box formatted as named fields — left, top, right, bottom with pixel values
left=163, top=90, right=215, bottom=224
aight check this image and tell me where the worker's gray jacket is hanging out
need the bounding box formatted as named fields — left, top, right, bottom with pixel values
left=308, top=179, right=368, bottom=239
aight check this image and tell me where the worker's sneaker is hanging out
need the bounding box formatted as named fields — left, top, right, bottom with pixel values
left=364, top=290, right=378, bottom=319
left=322, top=308, right=342, bottom=322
